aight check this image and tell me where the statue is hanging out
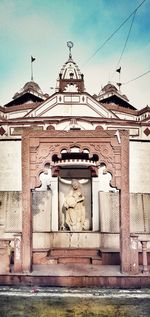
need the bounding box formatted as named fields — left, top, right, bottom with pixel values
left=63, top=179, right=85, bottom=231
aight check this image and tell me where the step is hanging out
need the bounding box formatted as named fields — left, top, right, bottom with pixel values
left=58, top=256, right=91, bottom=264
left=92, top=257, right=103, bottom=265
left=33, top=255, right=102, bottom=265
left=33, top=248, right=102, bottom=265
left=49, top=248, right=101, bottom=257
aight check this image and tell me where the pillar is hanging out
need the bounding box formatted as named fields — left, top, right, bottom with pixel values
left=14, top=234, right=22, bottom=272
left=130, top=234, right=139, bottom=274
left=22, top=134, right=32, bottom=272
left=51, top=178, right=59, bottom=231
left=141, top=241, right=149, bottom=273
left=120, top=131, right=130, bottom=273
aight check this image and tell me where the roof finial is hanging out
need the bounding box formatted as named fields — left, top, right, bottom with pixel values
left=67, top=41, right=74, bottom=59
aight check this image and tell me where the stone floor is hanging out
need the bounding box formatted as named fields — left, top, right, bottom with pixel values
left=32, top=264, right=149, bottom=276
left=1, top=264, right=150, bottom=288
left=32, top=264, right=122, bottom=276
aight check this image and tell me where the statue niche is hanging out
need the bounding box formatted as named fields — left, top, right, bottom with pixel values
left=64, top=179, right=85, bottom=231
left=59, top=178, right=91, bottom=231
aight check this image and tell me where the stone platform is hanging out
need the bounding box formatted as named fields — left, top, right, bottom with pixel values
left=0, top=264, right=150, bottom=288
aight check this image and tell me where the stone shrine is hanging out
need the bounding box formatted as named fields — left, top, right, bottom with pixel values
left=0, top=43, right=150, bottom=287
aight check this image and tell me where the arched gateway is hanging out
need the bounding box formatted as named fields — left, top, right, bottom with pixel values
left=22, top=126, right=130, bottom=274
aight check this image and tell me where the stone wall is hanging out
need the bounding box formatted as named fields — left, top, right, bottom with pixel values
left=130, top=141, right=150, bottom=193
left=99, top=192, right=119, bottom=233
left=99, top=192, right=150, bottom=234
left=33, top=232, right=101, bottom=249
left=0, top=141, right=22, bottom=191
left=0, top=192, right=22, bottom=237
left=0, top=191, right=52, bottom=237
left=130, top=193, right=150, bottom=233
left=0, top=188, right=149, bottom=250
left=32, top=191, right=51, bottom=232
left=99, top=192, right=150, bottom=249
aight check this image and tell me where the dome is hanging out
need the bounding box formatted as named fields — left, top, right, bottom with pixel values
left=13, top=80, right=44, bottom=99
left=101, top=83, right=118, bottom=93
left=23, top=81, right=43, bottom=94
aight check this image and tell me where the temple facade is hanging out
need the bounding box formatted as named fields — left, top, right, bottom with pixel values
left=0, top=43, right=150, bottom=286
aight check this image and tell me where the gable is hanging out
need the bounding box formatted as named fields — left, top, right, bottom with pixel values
left=25, top=93, right=117, bottom=119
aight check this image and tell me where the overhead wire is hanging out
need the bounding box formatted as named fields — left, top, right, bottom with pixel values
left=82, top=0, right=147, bottom=67
left=122, top=70, right=150, bottom=85
left=111, top=11, right=136, bottom=80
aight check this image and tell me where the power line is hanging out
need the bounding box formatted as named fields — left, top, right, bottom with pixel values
left=82, top=0, right=147, bottom=67
left=122, top=70, right=150, bottom=85
left=112, top=11, right=136, bottom=79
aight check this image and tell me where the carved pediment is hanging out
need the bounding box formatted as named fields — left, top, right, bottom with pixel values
left=25, top=93, right=117, bottom=119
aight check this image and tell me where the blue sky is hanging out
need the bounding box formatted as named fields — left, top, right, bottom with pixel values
left=0, top=0, right=149, bottom=108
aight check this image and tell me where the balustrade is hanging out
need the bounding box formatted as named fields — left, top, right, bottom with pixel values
left=0, top=234, right=22, bottom=274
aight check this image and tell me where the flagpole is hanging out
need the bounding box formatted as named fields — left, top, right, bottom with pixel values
left=31, top=56, right=33, bottom=81
left=31, top=56, right=36, bottom=81
left=116, top=67, right=121, bottom=91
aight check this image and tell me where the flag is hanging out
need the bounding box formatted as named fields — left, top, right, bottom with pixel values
left=116, top=67, right=121, bottom=73
left=116, top=82, right=122, bottom=87
left=31, top=56, right=36, bottom=63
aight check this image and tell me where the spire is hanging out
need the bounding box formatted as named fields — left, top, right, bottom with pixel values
left=67, top=41, right=74, bottom=59
left=56, top=42, right=85, bottom=93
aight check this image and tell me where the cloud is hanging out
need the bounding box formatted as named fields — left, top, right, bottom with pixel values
left=0, top=0, right=149, bottom=108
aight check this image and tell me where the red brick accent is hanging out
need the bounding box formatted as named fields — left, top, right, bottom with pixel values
left=21, top=127, right=130, bottom=274
left=22, top=133, right=32, bottom=272
left=59, top=79, right=84, bottom=93
left=0, top=126, right=5, bottom=135
left=120, top=131, right=130, bottom=273
left=144, top=127, right=150, bottom=136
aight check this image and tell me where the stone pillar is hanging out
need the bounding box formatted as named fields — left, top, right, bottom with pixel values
left=130, top=234, right=139, bottom=274
left=92, top=177, right=100, bottom=231
left=141, top=241, right=149, bottom=274
left=14, top=234, right=22, bottom=272
left=51, top=178, right=59, bottom=231
left=0, top=240, right=10, bottom=273
left=120, top=131, right=130, bottom=273
left=22, top=135, right=32, bottom=272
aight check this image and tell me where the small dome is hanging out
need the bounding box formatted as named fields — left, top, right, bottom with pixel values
left=22, top=81, right=43, bottom=94
left=13, top=81, right=43, bottom=99
left=101, top=83, right=118, bottom=93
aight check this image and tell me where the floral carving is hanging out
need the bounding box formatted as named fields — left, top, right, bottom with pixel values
left=27, top=129, right=123, bottom=189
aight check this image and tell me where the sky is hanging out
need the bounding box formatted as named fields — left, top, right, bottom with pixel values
left=0, top=0, right=150, bottom=109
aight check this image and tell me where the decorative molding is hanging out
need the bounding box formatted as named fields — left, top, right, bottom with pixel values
left=21, top=128, right=122, bottom=189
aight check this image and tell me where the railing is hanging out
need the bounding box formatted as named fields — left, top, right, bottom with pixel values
left=139, top=240, right=150, bottom=274
left=0, top=233, right=22, bottom=274
left=130, top=234, right=150, bottom=274
left=0, top=239, right=11, bottom=273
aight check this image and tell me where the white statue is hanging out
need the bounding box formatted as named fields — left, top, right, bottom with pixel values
left=63, top=179, right=85, bottom=231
